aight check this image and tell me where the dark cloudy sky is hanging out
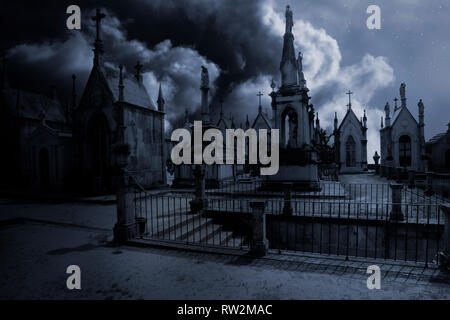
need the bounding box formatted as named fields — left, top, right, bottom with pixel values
left=1, top=0, right=449, bottom=160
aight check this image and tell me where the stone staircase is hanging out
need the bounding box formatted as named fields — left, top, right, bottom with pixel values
left=145, top=212, right=245, bottom=249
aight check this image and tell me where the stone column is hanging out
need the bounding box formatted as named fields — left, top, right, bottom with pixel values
left=438, top=204, right=450, bottom=271
left=389, top=183, right=404, bottom=221
left=190, top=164, right=207, bottom=213
left=408, top=170, right=415, bottom=188
left=282, top=182, right=293, bottom=216
left=250, top=201, right=269, bottom=256
left=112, top=141, right=138, bottom=243
left=113, top=174, right=137, bottom=243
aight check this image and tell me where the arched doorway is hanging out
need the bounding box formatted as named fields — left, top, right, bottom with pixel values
left=346, top=136, right=356, bottom=167
left=39, top=148, right=50, bottom=189
left=281, top=107, right=298, bottom=148
left=399, top=135, right=412, bottom=167
left=87, top=113, right=110, bottom=193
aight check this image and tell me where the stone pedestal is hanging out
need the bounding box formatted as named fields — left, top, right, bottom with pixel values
left=282, top=182, right=293, bottom=216
left=114, top=175, right=137, bottom=243
left=190, top=165, right=207, bottom=213
left=249, top=201, right=269, bottom=256
left=389, top=183, right=404, bottom=222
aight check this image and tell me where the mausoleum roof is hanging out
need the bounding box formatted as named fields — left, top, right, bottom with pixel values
left=1, top=87, right=66, bottom=123
left=103, top=65, right=156, bottom=110
left=427, top=132, right=447, bottom=145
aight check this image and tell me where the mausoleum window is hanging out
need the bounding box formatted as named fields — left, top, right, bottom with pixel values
left=399, top=135, right=411, bottom=167
left=346, top=135, right=356, bottom=167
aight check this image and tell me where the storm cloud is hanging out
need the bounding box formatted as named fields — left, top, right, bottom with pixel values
left=3, top=0, right=449, bottom=160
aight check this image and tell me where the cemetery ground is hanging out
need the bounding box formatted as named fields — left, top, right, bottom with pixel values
left=0, top=174, right=449, bottom=300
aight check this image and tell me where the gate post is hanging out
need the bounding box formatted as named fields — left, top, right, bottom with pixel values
left=438, top=204, right=450, bottom=271
left=250, top=201, right=269, bottom=256
left=283, top=182, right=293, bottom=216
left=389, top=183, right=404, bottom=221
left=190, top=164, right=207, bottom=213
left=113, top=143, right=137, bottom=243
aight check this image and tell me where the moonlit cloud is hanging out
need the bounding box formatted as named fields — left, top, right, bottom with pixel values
left=226, top=1, right=395, bottom=159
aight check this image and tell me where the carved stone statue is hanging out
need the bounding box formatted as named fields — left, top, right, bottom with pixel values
left=285, top=5, right=293, bottom=33
left=286, top=109, right=298, bottom=148
left=418, top=99, right=424, bottom=113
left=201, top=66, right=209, bottom=88
left=297, top=52, right=303, bottom=71
left=400, top=83, right=406, bottom=101
left=384, top=102, right=390, bottom=118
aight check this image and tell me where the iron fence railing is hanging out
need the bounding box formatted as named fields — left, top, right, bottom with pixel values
left=133, top=182, right=446, bottom=265
left=133, top=188, right=247, bottom=249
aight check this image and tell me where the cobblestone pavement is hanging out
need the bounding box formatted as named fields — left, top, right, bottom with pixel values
left=1, top=218, right=449, bottom=300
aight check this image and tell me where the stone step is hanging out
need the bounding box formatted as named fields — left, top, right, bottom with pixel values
left=175, top=217, right=219, bottom=241
left=149, top=214, right=199, bottom=238
left=148, top=214, right=245, bottom=248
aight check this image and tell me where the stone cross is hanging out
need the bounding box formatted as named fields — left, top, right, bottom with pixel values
left=346, top=90, right=353, bottom=109
left=92, top=9, right=106, bottom=41
left=257, top=91, right=263, bottom=106
left=393, top=97, right=399, bottom=112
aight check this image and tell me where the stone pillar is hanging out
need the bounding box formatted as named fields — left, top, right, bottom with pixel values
left=408, top=170, right=415, bottom=188
left=190, top=164, right=207, bottom=212
left=373, top=152, right=380, bottom=175
left=249, top=201, right=269, bottom=256
left=389, top=183, right=404, bottom=221
left=113, top=142, right=138, bottom=243
left=114, top=174, right=138, bottom=243
left=387, top=166, right=393, bottom=180
left=282, top=182, right=293, bottom=216
left=438, top=204, right=450, bottom=271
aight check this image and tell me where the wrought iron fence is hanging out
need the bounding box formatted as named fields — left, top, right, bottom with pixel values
left=133, top=181, right=446, bottom=265
left=265, top=199, right=443, bottom=266
left=133, top=187, right=247, bottom=249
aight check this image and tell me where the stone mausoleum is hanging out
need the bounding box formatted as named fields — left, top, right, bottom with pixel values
left=0, top=9, right=167, bottom=194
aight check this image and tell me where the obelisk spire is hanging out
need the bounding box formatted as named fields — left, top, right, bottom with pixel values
left=280, top=5, right=298, bottom=87
left=297, top=52, right=307, bottom=89
left=92, top=8, right=106, bottom=67
left=118, top=65, right=124, bottom=101
left=200, top=66, right=210, bottom=124
left=157, top=83, right=165, bottom=112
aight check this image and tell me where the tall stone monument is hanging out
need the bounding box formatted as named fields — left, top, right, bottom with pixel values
left=267, top=5, right=319, bottom=190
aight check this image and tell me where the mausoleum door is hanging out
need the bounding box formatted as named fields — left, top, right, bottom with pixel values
left=399, top=135, right=412, bottom=167
left=87, top=114, right=110, bottom=193
left=346, top=136, right=356, bottom=167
